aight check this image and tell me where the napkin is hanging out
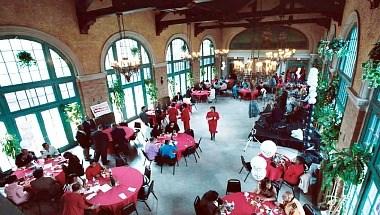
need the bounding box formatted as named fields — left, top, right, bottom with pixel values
left=118, top=193, right=127, bottom=200
left=127, top=187, right=136, bottom=192
left=99, top=184, right=112, bottom=193
left=86, top=193, right=97, bottom=200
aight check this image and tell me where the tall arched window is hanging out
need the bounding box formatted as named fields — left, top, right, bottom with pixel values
left=200, top=39, right=215, bottom=81
left=336, top=26, right=358, bottom=113
left=166, top=38, right=191, bottom=97
left=0, top=37, right=80, bottom=170
left=105, top=37, right=152, bottom=122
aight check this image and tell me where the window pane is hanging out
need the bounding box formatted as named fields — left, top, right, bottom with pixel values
left=15, top=114, right=44, bottom=157
left=41, top=108, right=68, bottom=148
left=134, top=85, right=145, bottom=114
left=105, top=48, right=115, bottom=70
left=50, top=49, right=71, bottom=77
left=124, top=88, right=135, bottom=118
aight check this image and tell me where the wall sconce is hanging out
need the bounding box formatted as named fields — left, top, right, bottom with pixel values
left=160, top=76, right=164, bottom=85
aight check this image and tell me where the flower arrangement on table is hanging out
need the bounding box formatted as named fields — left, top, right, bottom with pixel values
left=220, top=200, right=235, bottom=215
left=244, top=192, right=283, bottom=215
left=362, top=41, right=380, bottom=88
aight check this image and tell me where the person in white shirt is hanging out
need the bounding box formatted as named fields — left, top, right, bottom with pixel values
left=41, top=143, right=59, bottom=158
left=4, top=175, right=30, bottom=205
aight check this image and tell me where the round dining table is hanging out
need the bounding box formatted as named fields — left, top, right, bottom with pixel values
left=13, top=157, right=66, bottom=185
left=191, top=90, right=210, bottom=102
left=86, top=166, right=143, bottom=215
left=103, top=126, right=135, bottom=154
left=222, top=192, right=285, bottom=215
left=156, top=133, right=195, bottom=160
left=239, top=88, right=252, bottom=100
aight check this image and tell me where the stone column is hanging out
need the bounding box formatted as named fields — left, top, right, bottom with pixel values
left=192, top=60, right=200, bottom=84
left=153, top=63, right=169, bottom=99
left=214, top=56, right=222, bottom=78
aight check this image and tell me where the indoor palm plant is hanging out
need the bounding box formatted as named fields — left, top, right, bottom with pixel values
left=16, top=51, right=37, bottom=67
left=362, top=41, right=380, bottom=88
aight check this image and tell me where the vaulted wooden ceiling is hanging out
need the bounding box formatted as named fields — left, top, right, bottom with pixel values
left=76, top=0, right=347, bottom=35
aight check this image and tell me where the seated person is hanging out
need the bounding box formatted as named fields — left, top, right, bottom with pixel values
left=165, top=122, right=180, bottom=134
left=204, top=80, right=211, bottom=89
left=30, top=168, right=62, bottom=198
left=144, top=137, right=159, bottom=161
left=151, top=124, right=163, bottom=138
left=159, top=140, right=177, bottom=159
left=63, top=174, right=84, bottom=193
left=4, top=175, right=30, bottom=205
left=62, top=152, right=84, bottom=177
left=242, top=80, right=250, bottom=89
left=41, top=143, right=59, bottom=158
left=283, top=156, right=306, bottom=185
left=85, top=160, right=104, bottom=181
left=172, top=92, right=183, bottom=102
left=185, top=87, right=192, bottom=98
left=15, top=149, right=37, bottom=168
left=281, top=191, right=305, bottom=215
left=62, top=183, right=97, bottom=215
left=199, top=190, right=223, bottom=215
left=253, top=177, right=277, bottom=202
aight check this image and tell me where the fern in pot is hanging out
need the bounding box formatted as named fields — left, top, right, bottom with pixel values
left=362, top=41, right=380, bottom=88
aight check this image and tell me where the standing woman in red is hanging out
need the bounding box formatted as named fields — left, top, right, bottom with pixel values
left=206, top=106, right=220, bottom=140
left=167, top=102, right=178, bottom=123
left=180, top=103, right=191, bottom=131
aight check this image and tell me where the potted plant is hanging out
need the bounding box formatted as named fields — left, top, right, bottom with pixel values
left=16, top=51, right=37, bottom=67
left=63, top=102, right=83, bottom=126
left=362, top=41, right=380, bottom=88
left=111, top=79, right=125, bottom=120
left=181, top=44, right=188, bottom=53
left=1, top=134, right=20, bottom=162
left=130, top=47, right=139, bottom=57
left=325, top=38, right=348, bottom=60
left=317, top=40, right=330, bottom=58
left=144, top=79, right=158, bottom=106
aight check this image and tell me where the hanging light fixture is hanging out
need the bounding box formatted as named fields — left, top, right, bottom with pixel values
left=111, top=13, right=141, bottom=82
left=181, top=23, right=201, bottom=62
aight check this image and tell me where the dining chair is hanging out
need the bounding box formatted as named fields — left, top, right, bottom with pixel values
left=193, top=195, right=201, bottom=215
left=141, top=149, right=154, bottom=167
left=226, top=179, right=241, bottom=195
left=303, top=204, right=316, bottom=215
left=157, top=155, right=178, bottom=175
left=238, top=156, right=252, bottom=182
left=138, top=180, right=158, bottom=211
left=121, top=202, right=138, bottom=215
left=272, top=181, right=281, bottom=200
left=143, top=166, right=151, bottom=186
left=195, top=137, right=203, bottom=153
left=182, top=146, right=198, bottom=167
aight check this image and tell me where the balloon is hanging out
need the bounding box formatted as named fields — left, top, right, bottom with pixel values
left=309, top=91, right=317, bottom=98
left=308, top=97, right=317, bottom=104
left=260, top=140, right=277, bottom=158
left=250, top=156, right=267, bottom=169
left=252, top=168, right=267, bottom=181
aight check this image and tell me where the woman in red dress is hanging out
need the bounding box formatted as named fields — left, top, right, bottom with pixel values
left=206, top=106, right=220, bottom=140
left=180, top=103, right=191, bottom=131
left=167, top=103, right=178, bottom=123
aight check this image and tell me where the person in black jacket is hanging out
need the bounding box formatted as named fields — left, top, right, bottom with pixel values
left=199, top=190, right=223, bottom=215
left=164, top=122, right=180, bottom=134
left=82, top=116, right=96, bottom=137
left=172, top=92, right=183, bottom=102
left=62, top=152, right=84, bottom=177
left=91, top=125, right=109, bottom=165
left=15, top=149, right=37, bottom=168
left=150, top=124, right=163, bottom=138
left=110, top=123, right=128, bottom=155
left=76, top=125, right=92, bottom=161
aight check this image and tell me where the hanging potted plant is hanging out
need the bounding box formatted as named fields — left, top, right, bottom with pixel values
left=111, top=79, right=125, bottom=120
left=1, top=134, right=20, bottom=166
left=317, top=40, right=330, bottom=59
left=144, top=79, right=158, bottom=106
left=362, top=42, right=380, bottom=88
left=16, top=51, right=37, bottom=68
left=130, top=47, right=139, bottom=57
left=325, top=38, right=348, bottom=60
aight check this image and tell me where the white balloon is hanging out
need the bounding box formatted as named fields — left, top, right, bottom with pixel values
left=308, top=97, right=317, bottom=104
left=250, top=156, right=267, bottom=169
left=260, top=140, right=277, bottom=158
left=309, top=91, right=317, bottom=98
left=251, top=168, right=267, bottom=181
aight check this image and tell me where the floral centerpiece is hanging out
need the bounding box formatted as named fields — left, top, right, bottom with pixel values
left=362, top=41, right=380, bottom=88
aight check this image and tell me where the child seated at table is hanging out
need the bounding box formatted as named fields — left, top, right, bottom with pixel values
left=199, top=190, right=223, bottom=215
left=253, top=177, right=277, bottom=202
left=85, top=160, right=104, bottom=181
left=4, top=175, right=30, bottom=205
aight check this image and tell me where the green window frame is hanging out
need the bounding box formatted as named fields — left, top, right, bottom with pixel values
left=105, top=37, right=153, bottom=122
left=336, top=26, right=358, bottom=113
left=166, top=38, right=190, bottom=97
left=0, top=36, right=80, bottom=170
left=200, top=39, right=215, bottom=82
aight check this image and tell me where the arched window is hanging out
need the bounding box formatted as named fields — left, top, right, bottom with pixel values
left=200, top=39, right=215, bottom=81
left=0, top=37, right=80, bottom=170
left=166, top=38, right=191, bottom=97
left=336, top=26, right=358, bottom=113
left=105, top=37, right=152, bottom=122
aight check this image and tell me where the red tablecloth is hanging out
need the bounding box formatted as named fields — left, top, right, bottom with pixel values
left=156, top=133, right=195, bottom=160
left=191, top=90, right=210, bottom=102
left=13, top=157, right=66, bottom=185
left=87, top=167, right=143, bottom=215
left=222, top=192, right=284, bottom=215
left=239, top=89, right=252, bottom=100
left=103, top=126, right=135, bottom=154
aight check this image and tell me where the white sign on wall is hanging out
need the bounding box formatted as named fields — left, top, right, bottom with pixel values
left=90, top=102, right=111, bottom=118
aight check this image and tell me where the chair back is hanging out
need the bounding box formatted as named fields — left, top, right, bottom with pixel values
left=134, top=122, right=141, bottom=129
left=226, top=179, right=241, bottom=194
left=195, top=137, right=202, bottom=148
left=185, top=129, right=194, bottom=137
left=194, top=195, right=201, bottom=215
left=303, top=204, right=315, bottom=215
left=141, top=149, right=150, bottom=161
left=241, top=156, right=252, bottom=171
left=183, top=146, right=197, bottom=156
left=121, top=202, right=137, bottom=215
left=144, top=166, right=151, bottom=184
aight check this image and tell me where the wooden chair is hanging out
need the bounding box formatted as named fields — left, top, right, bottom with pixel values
left=226, top=179, right=241, bottom=195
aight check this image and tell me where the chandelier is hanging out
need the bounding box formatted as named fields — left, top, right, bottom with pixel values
left=215, top=49, right=229, bottom=56
left=266, top=48, right=296, bottom=61
left=111, top=13, right=141, bottom=82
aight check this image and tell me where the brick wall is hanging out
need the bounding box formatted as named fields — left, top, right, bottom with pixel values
left=77, top=76, right=109, bottom=117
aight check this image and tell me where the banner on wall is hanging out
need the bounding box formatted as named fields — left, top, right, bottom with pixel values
left=90, top=102, right=111, bottom=118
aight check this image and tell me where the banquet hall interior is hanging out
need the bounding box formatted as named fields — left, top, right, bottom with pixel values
left=0, top=0, right=379, bottom=215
